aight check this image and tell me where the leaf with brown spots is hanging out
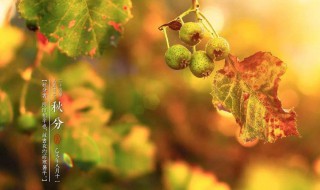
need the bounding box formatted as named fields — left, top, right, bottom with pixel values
left=18, top=0, right=132, bottom=57
left=212, top=52, right=299, bottom=143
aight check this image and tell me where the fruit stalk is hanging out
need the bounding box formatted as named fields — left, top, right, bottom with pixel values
left=19, top=82, right=29, bottom=114
left=163, top=27, right=170, bottom=48
left=192, top=0, right=199, bottom=9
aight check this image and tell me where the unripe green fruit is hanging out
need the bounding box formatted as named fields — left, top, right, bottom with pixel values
left=0, top=91, right=13, bottom=129
left=179, top=22, right=204, bottom=46
left=17, top=112, right=37, bottom=132
left=165, top=45, right=191, bottom=70
left=205, top=37, right=230, bottom=61
left=189, top=51, right=214, bottom=78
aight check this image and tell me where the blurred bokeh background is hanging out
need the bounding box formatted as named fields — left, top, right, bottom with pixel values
left=1, top=0, right=320, bottom=189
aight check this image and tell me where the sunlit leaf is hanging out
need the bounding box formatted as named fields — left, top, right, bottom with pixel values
left=18, top=0, right=132, bottom=57
left=240, top=162, right=313, bottom=190
left=113, top=125, right=156, bottom=178
left=163, top=161, right=191, bottom=190
left=0, top=26, right=24, bottom=67
left=212, top=52, right=298, bottom=143
left=163, top=161, right=230, bottom=190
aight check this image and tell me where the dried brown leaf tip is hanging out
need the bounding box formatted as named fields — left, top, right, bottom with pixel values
left=159, top=20, right=182, bottom=31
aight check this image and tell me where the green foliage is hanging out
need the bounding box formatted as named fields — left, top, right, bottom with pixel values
left=113, top=125, right=155, bottom=178
left=0, top=90, right=13, bottom=130
left=18, top=0, right=133, bottom=57
left=212, top=52, right=298, bottom=143
left=0, top=0, right=307, bottom=189
left=52, top=63, right=155, bottom=177
left=59, top=62, right=105, bottom=91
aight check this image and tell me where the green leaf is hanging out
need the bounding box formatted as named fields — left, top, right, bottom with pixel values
left=212, top=52, right=298, bottom=143
left=18, top=0, right=132, bottom=57
left=59, top=127, right=101, bottom=170
left=113, top=125, right=155, bottom=178
left=54, top=87, right=114, bottom=170
left=59, top=62, right=105, bottom=90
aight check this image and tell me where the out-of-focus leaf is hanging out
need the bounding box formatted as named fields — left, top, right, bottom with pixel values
left=163, top=161, right=191, bottom=190
left=0, top=90, right=13, bottom=130
left=212, top=52, right=298, bottom=143
left=0, top=171, right=19, bottom=190
left=163, top=161, right=230, bottom=190
left=60, top=169, right=108, bottom=190
left=0, top=26, right=24, bottom=67
left=239, top=162, right=313, bottom=190
left=52, top=87, right=114, bottom=170
left=59, top=127, right=100, bottom=170
left=113, top=125, right=155, bottom=178
left=48, top=61, right=155, bottom=177
left=59, top=62, right=105, bottom=91
left=18, top=0, right=132, bottom=57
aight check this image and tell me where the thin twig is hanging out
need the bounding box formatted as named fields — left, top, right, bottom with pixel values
left=192, top=0, right=199, bottom=9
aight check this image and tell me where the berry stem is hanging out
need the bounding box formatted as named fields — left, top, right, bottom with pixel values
left=163, top=27, right=170, bottom=49
left=198, top=12, right=219, bottom=37
left=177, top=9, right=195, bottom=20
left=19, top=82, right=29, bottom=114
left=19, top=41, right=45, bottom=114
left=192, top=0, right=200, bottom=9
left=193, top=46, right=196, bottom=53
left=178, top=16, right=185, bottom=24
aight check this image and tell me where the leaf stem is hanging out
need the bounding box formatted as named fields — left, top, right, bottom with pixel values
left=192, top=0, right=200, bottom=9
left=177, top=9, right=195, bottom=20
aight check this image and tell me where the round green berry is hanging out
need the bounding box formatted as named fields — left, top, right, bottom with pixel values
left=179, top=22, right=204, bottom=46
left=165, top=45, right=191, bottom=70
left=189, top=51, right=214, bottom=78
left=205, top=37, right=230, bottom=61
left=17, top=112, right=37, bottom=133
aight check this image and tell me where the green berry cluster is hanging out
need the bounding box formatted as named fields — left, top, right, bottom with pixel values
left=160, top=7, right=230, bottom=78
